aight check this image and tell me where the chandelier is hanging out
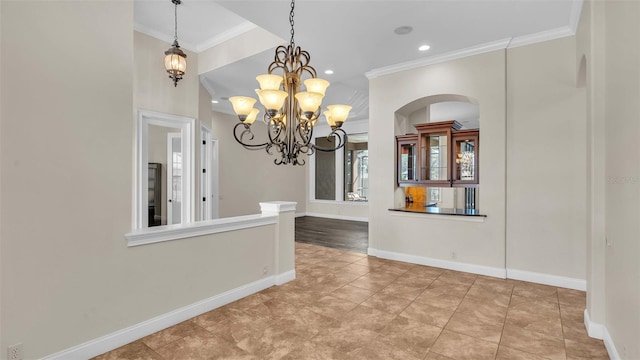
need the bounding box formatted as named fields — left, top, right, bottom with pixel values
left=164, top=0, right=187, bottom=87
left=229, top=0, right=351, bottom=166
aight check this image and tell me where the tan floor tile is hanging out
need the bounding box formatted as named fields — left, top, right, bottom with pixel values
left=332, top=253, right=367, bottom=264
left=496, top=345, right=547, bottom=360
left=436, top=270, right=478, bottom=286
left=378, top=316, right=442, bottom=358
left=562, top=322, right=593, bottom=342
left=232, top=325, right=303, bottom=358
left=339, top=304, right=396, bottom=333
left=467, top=283, right=512, bottom=306
left=350, top=338, right=423, bottom=360
left=361, top=292, right=413, bottom=315
left=311, top=327, right=378, bottom=354
left=560, top=303, right=586, bottom=323
left=506, top=308, right=563, bottom=338
left=500, top=324, right=566, bottom=360
left=306, top=295, right=359, bottom=319
left=140, top=320, right=205, bottom=350
left=274, top=307, right=340, bottom=340
left=154, top=331, right=248, bottom=360
left=349, top=274, right=393, bottom=291
left=425, top=351, right=456, bottom=360
left=512, top=282, right=558, bottom=302
left=380, top=282, right=425, bottom=301
left=330, top=284, right=375, bottom=303
left=445, top=311, right=504, bottom=343
left=341, top=263, right=371, bottom=276
left=414, top=292, right=465, bottom=310
left=405, top=265, right=445, bottom=279
left=456, top=295, right=508, bottom=323
left=226, top=292, right=271, bottom=310
left=193, top=308, right=231, bottom=331
left=399, top=301, right=455, bottom=327
left=557, top=288, right=587, bottom=308
left=565, top=338, right=610, bottom=359
left=394, top=273, right=435, bottom=288
left=509, top=295, right=561, bottom=318
left=281, top=341, right=348, bottom=360
left=92, top=341, right=162, bottom=360
left=426, top=279, right=471, bottom=297
left=431, top=330, right=498, bottom=360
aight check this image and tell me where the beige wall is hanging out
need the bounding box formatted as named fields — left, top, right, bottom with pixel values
left=603, top=1, right=640, bottom=358
left=506, top=37, right=587, bottom=280
left=369, top=50, right=507, bottom=268
left=210, top=110, right=306, bottom=217
left=0, top=3, right=280, bottom=359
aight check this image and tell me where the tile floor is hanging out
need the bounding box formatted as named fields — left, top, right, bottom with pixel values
left=94, top=243, right=609, bottom=360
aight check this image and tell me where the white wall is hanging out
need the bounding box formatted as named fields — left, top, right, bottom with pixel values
left=210, top=110, right=306, bottom=217
left=602, top=1, right=640, bottom=358
left=369, top=50, right=507, bottom=270
left=506, top=37, right=587, bottom=281
left=0, top=3, right=281, bottom=359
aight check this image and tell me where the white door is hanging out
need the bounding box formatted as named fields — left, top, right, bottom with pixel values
left=167, top=133, right=182, bottom=225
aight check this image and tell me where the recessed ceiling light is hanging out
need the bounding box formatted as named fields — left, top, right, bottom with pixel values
left=419, top=44, right=431, bottom=51
left=394, top=26, right=413, bottom=35
left=324, top=69, right=334, bottom=75
left=211, top=100, right=219, bottom=104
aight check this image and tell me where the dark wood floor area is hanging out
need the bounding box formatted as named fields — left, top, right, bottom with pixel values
left=295, top=216, right=368, bottom=253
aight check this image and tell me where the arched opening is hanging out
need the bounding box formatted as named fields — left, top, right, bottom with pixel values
left=394, top=94, right=480, bottom=213
left=577, top=54, right=587, bottom=88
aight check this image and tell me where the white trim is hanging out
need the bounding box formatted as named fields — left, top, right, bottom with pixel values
left=368, top=248, right=506, bottom=279
left=569, top=0, right=584, bottom=34
left=275, top=270, right=296, bottom=285
left=133, top=24, right=198, bottom=53
left=506, top=26, right=575, bottom=49
left=388, top=210, right=486, bottom=223
left=584, top=309, right=604, bottom=340
left=260, top=201, right=298, bottom=213
left=41, top=276, right=278, bottom=360
left=603, top=326, right=621, bottom=360
left=135, top=110, right=195, bottom=229
left=506, top=268, right=586, bottom=291
left=195, top=22, right=257, bottom=53
left=366, top=38, right=511, bottom=79
left=303, top=212, right=368, bottom=223
left=125, top=214, right=277, bottom=247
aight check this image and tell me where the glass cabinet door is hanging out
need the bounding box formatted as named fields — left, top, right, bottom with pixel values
left=420, top=132, right=448, bottom=181
left=452, top=130, right=479, bottom=184
left=399, top=142, right=416, bottom=181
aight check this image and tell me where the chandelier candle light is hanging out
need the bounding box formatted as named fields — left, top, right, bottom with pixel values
left=229, top=0, right=352, bottom=166
left=164, top=0, right=187, bottom=87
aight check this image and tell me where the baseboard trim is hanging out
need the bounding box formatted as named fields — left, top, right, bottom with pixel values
left=367, top=248, right=507, bottom=279
left=275, top=270, right=296, bottom=285
left=506, top=269, right=586, bottom=291
left=584, top=309, right=604, bottom=339
left=42, top=276, right=279, bottom=360
left=302, top=212, right=368, bottom=223
left=603, top=326, right=621, bottom=360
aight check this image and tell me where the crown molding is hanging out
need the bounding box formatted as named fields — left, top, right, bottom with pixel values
left=365, top=38, right=511, bottom=80
left=134, top=23, right=198, bottom=53
left=195, top=22, right=257, bottom=53
left=507, top=26, right=575, bottom=49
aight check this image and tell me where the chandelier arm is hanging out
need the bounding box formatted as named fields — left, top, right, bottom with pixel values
left=311, top=129, right=348, bottom=152
left=233, top=122, right=270, bottom=150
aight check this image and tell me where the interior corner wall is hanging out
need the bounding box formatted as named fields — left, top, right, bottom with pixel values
left=505, top=36, right=587, bottom=281
left=0, top=4, right=277, bottom=359
left=603, top=1, right=640, bottom=357
left=369, top=50, right=507, bottom=269
left=210, top=110, right=306, bottom=217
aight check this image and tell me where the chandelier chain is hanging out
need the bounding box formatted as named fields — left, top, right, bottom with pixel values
left=289, top=0, right=295, bottom=47
left=174, top=0, right=179, bottom=42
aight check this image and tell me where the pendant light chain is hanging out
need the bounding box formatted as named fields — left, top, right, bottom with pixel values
left=174, top=0, right=179, bottom=43
left=289, top=0, right=295, bottom=48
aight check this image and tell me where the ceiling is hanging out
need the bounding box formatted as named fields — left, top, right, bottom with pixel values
left=134, top=0, right=581, bottom=122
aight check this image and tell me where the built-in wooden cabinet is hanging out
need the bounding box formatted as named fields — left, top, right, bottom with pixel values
left=396, top=120, right=479, bottom=187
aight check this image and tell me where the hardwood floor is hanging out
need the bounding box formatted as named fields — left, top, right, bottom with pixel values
left=295, top=216, right=368, bottom=253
